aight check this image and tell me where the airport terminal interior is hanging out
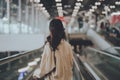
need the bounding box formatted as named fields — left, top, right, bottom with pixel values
left=0, top=0, right=120, bottom=80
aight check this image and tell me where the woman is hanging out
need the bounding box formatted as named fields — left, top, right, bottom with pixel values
left=36, top=19, right=73, bottom=80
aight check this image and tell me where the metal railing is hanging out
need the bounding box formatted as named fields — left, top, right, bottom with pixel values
left=87, top=47, right=120, bottom=60
left=0, top=48, right=43, bottom=65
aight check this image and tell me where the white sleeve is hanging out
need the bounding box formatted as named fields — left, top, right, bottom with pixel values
left=33, top=68, right=40, bottom=78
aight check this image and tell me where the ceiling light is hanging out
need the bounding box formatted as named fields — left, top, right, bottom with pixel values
left=104, top=6, right=109, bottom=11
left=90, top=9, right=94, bottom=12
left=44, top=13, right=50, bottom=18
left=34, top=0, right=40, bottom=3
left=58, top=9, right=63, bottom=12
left=55, top=0, right=61, bottom=2
left=110, top=5, right=115, bottom=9
left=75, top=3, right=81, bottom=6
left=99, top=0, right=104, bottom=1
left=44, top=10, right=47, bottom=13
left=56, top=3, right=62, bottom=6
left=64, top=5, right=71, bottom=8
left=58, top=12, right=63, bottom=16
left=115, top=1, right=120, bottom=5
left=95, top=2, right=101, bottom=5
left=38, top=4, right=43, bottom=7
left=92, top=6, right=97, bottom=9
left=72, top=12, right=77, bottom=17
left=57, top=7, right=62, bottom=10
left=41, top=7, right=45, bottom=10
left=74, top=6, right=80, bottom=9
left=77, top=0, right=83, bottom=2
left=102, top=11, right=106, bottom=14
left=73, top=9, right=79, bottom=12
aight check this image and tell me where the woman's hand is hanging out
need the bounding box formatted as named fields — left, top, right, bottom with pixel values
left=32, top=76, right=40, bottom=80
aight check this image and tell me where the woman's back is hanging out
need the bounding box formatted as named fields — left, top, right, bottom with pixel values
left=53, top=40, right=73, bottom=80
left=38, top=19, right=73, bottom=80
left=40, top=40, right=73, bottom=80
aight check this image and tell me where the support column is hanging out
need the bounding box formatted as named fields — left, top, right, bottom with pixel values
left=38, top=9, right=40, bottom=33
left=25, top=5, right=29, bottom=33
left=18, top=0, right=22, bottom=33
left=35, top=7, right=38, bottom=33
left=6, top=0, right=10, bottom=34
left=31, top=2, right=35, bottom=33
left=7, top=51, right=11, bottom=70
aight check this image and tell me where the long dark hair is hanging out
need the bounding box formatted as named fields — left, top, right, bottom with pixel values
left=47, top=19, right=66, bottom=51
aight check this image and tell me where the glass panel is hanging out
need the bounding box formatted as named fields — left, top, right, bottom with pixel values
left=10, top=0, right=19, bottom=34
left=0, top=48, right=42, bottom=80
left=0, top=0, right=7, bottom=34
left=103, top=47, right=120, bottom=57
left=80, top=48, right=120, bottom=80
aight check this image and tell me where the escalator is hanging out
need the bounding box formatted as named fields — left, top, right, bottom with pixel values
left=27, top=53, right=95, bottom=80
left=0, top=46, right=84, bottom=80
left=78, top=47, right=120, bottom=80
left=0, top=45, right=119, bottom=80
left=73, top=53, right=96, bottom=80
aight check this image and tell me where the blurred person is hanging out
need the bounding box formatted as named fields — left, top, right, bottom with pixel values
left=105, top=20, right=110, bottom=32
left=33, top=19, right=73, bottom=80
left=109, top=26, right=120, bottom=38
left=100, top=22, right=105, bottom=30
left=82, top=19, right=89, bottom=34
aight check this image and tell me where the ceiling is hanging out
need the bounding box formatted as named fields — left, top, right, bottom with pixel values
left=40, top=0, right=120, bottom=17
left=11, top=0, right=120, bottom=18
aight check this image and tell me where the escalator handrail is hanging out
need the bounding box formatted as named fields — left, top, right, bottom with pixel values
left=83, top=62, right=101, bottom=80
left=87, top=47, right=120, bottom=60
left=104, top=46, right=120, bottom=50
left=0, top=47, right=43, bottom=65
left=73, top=55, right=80, bottom=72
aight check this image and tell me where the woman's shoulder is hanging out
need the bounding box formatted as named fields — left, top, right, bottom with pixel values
left=63, top=40, right=72, bottom=47
left=44, top=41, right=51, bottom=49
